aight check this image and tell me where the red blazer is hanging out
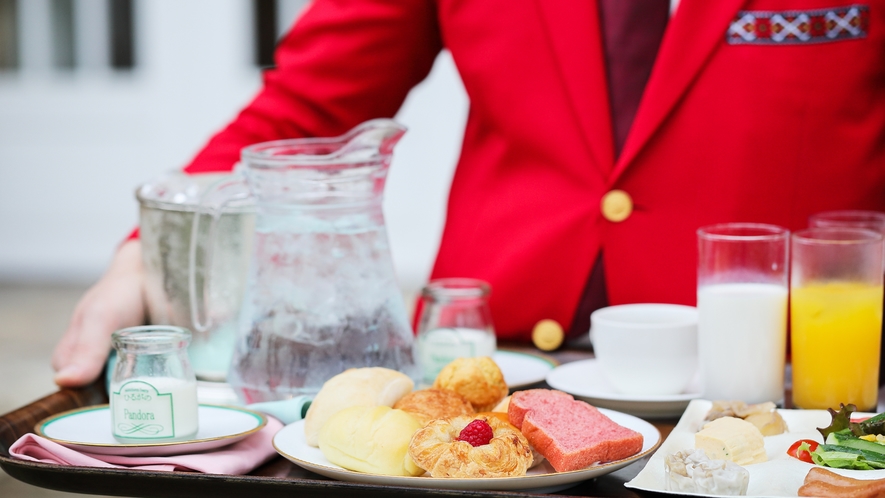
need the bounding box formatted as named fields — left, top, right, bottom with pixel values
left=184, top=0, right=885, bottom=341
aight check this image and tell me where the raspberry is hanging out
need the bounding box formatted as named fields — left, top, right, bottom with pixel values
left=456, top=419, right=494, bottom=447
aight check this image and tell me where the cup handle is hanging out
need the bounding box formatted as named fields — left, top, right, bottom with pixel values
left=188, top=171, right=251, bottom=333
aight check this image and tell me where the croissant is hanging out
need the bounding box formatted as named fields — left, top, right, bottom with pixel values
left=408, top=414, right=533, bottom=478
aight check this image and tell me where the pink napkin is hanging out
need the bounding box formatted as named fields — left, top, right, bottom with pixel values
left=9, top=416, right=283, bottom=474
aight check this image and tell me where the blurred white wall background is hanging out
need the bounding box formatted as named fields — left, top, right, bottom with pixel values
left=0, top=0, right=468, bottom=296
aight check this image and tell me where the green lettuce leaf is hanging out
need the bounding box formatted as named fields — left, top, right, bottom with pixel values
left=818, top=404, right=857, bottom=440
left=811, top=444, right=885, bottom=470
left=853, top=412, right=885, bottom=437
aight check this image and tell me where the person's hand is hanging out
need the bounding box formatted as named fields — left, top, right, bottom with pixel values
left=52, top=239, right=146, bottom=387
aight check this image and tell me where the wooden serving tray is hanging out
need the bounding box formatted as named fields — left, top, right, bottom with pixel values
left=0, top=349, right=671, bottom=498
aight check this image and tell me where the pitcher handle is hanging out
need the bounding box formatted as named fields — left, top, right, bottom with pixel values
left=188, top=171, right=252, bottom=333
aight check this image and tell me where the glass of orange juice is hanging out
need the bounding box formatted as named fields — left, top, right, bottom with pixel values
left=791, top=228, right=884, bottom=410
left=809, top=210, right=885, bottom=233
left=809, top=210, right=885, bottom=387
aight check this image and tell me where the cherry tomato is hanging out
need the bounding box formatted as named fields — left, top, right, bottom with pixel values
left=787, top=439, right=820, bottom=463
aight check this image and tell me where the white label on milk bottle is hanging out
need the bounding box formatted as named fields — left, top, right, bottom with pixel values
left=112, top=380, right=176, bottom=439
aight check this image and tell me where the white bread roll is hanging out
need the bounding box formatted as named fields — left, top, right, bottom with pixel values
left=304, top=367, right=414, bottom=447
left=318, top=405, right=424, bottom=476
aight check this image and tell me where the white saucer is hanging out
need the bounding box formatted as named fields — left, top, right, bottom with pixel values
left=545, top=359, right=701, bottom=419
left=494, top=350, right=558, bottom=389
left=35, top=404, right=266, bottom=456
left=273, top=409, right=660, bottom=493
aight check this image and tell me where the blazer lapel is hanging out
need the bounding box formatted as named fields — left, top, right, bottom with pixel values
left=612, top=0, right=749, bottom=182
left=533, top=0, right=615, bottom=178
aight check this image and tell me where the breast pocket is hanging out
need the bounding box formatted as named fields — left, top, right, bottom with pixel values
left=727, top=4, right=869, bottom=45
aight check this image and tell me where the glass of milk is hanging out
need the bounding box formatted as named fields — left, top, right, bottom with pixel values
left=697, top=223, right=789, bottom=404
left=110, top=326, right=199, bottom=443
left=416, top=278, right=497, bottom=385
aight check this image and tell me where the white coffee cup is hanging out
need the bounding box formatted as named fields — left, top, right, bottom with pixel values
left=589, top=303, right=698, bottom=396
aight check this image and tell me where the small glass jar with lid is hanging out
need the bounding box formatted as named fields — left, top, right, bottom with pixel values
left=110, top=325, right=199, bottom=443
left=416, top=278, right=497, bottom=385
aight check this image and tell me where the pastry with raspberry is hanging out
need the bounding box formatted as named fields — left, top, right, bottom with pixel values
left=408, top=414, right=533, bottom=478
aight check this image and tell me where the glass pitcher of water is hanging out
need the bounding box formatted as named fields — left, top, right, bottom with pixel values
left=191, top=119, right=420, bottom=403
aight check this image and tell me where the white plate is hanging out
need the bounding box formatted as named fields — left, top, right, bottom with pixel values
left=273, top=408, right=661, bottom=493
left=627, top=399, right=883, bottom=497
left=494, top=349, right=558, bottom=389
left=545, top=359, right=702, bottom=419
left=35, top=404, right=267, bottom=457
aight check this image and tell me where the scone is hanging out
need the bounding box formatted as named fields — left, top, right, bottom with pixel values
left=304, top=367, right=414, bottom=447
left=393, top=388, right=474, bottom=425
left=408, top=414, right=533, bottom=478
left=318, top=405, right=424, bottom=476
left=433, top=357, right=508, bottom=412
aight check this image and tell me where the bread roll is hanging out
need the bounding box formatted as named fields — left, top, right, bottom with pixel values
left=304, top=367, right=414, bottom=447
left=433, top=357, right=508, bottom=412
left=318, top=405, right=424, bottom=476
left=393, top=388, right=474, bottom=425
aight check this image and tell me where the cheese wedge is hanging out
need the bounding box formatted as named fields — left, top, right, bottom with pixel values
left=695, top=417, right=767, bottom=466
left=743, top=410, right=788, bottom=436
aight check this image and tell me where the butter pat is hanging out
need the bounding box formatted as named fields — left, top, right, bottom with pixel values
left=695, top=417, right=767, bottom=466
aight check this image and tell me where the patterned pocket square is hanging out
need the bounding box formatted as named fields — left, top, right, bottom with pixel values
left=727, top=4, right=869, bottom=45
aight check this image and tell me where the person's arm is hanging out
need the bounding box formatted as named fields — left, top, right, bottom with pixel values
left=52, top=239, right=145, bottom=387
left=184, top=0, right=443, bottom=174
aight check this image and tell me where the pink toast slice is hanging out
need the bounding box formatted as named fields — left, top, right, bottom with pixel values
left=508, top=389, right=643, bottom=472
